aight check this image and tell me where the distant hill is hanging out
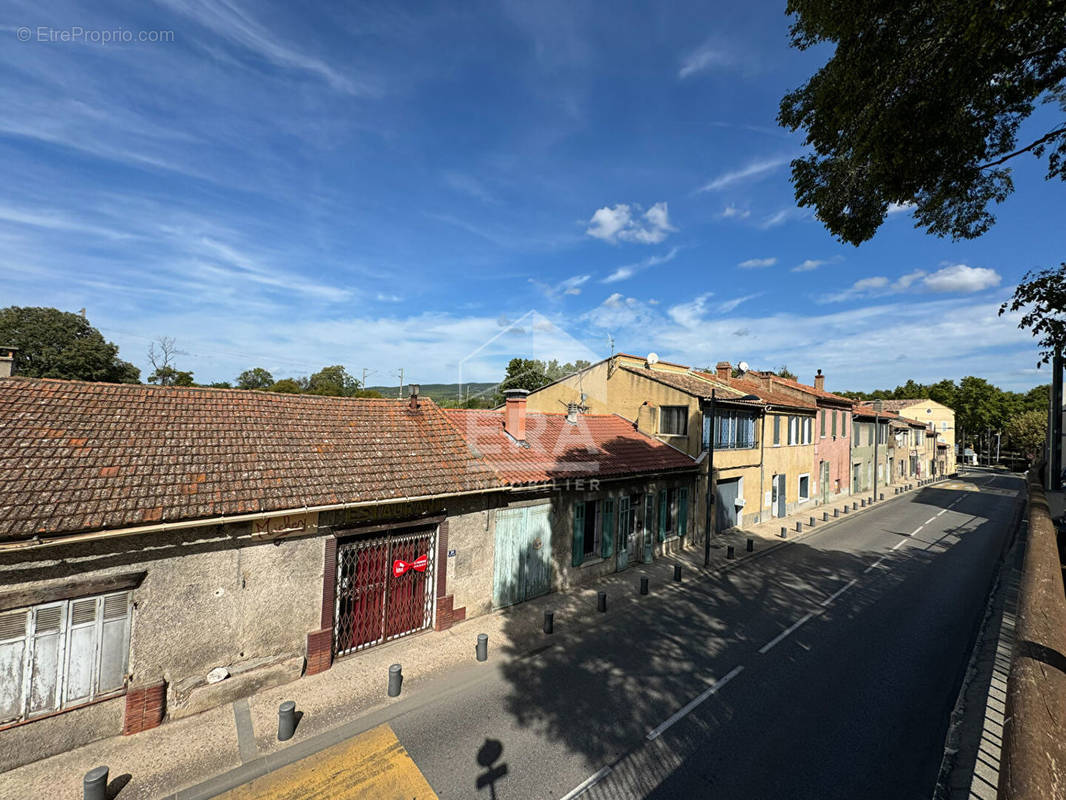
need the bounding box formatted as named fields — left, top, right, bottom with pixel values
left=365, top=382, right=497, bottom=404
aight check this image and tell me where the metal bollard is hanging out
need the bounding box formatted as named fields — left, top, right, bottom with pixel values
left=809, top=516, right=816, bottom=527
left=476, top=633, right=488, bottom=661
left=727, top=545, right=735, bottom=559
left=861, top=498, right=866, bottom=507
left=843, top=506, right=849, bottom=514
left=84, top=766, right=108, bottom=800
left=544, top=610, right=554, bottom=634
left=853, top=502, right=858, bottom=510
left=746, top=538, right=754, bottom=552
left=278, top=700, right=297, bottom=741
left=834, top=508, right=840, bottom=517
left=640, top=576, right=649, bottom=595
left=880, top=493, right=884, bottom=500
left=780, top=526, right=788, bottom=537
left=388, top=663, right=402, bottom=697
left=796, top=521, right=803, bottom=532
left=597, top=592, right=607, bottom=613
left=673, top=564, right=682, bottom=582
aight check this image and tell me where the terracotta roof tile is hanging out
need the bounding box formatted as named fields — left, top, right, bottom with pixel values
left=617, top=366, right=759, bottom=405
left=0, top=378, right=501, bottom=540
left=444, top=408, right=696, bottom=485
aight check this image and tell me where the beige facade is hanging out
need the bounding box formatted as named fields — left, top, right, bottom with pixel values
left=887, top=399, right=956, bottom=449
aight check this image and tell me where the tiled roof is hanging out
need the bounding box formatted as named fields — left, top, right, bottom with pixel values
left=869, top=399, right=950, bottom=413
left=749, top=373, right=854, bottom=406
left=856, top=403, right=928, bottom=425
left=0, top=378, right=502, bottom=541
left=444, top=408, right=696, bottom=485
left=617, top=366, right=760, bottom=405
left=712, top=374, right=818, bottom=411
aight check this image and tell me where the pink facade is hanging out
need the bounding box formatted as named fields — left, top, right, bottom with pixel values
left=812, top=403, right=852, bottom=502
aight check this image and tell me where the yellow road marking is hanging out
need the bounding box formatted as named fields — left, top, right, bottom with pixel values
left=215, top=723, right=438, bottom=800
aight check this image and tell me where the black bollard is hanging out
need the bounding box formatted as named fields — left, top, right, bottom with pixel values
left=476, top=633, right=488, bottom=661
left=822, top=512, right=829, bottom=521
left=861, top=498, right=866, bottom=507
left=543, top=610, right=554, bottom=634
left=746, top=538, right=754, bottom=552
left=853, top=502, right=858, bottom=510
left=640, top=576, right=649, bottom=595
left=780, top=526, right=788, bottom=537
left=727, top=545, right=735, bottom=559
left=880, top=493, right=884, bottom=500
left=796, top=521, right=803, bottom=532
left=843, top=506, right=849, bottom=514
left=278, top=700, right=297, bottom=741
left=388, top=663, right=402, bottom=697
left=673, top=564, right=682, bottom=582
left=809, top=516, right=816, bottom=527
left=84, top=766, right=108, bottom=800
left=834, top=508, right=840, bottom=517
left=597, top=592, right=607, bottom=613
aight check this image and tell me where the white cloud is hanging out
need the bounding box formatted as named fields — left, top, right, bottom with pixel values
left=603, top=247, right=680, bottom=283
left=717, top=293, right=761, bottom=314
left=529, top=273, right=591, bottom=300
left=793, top=259, right=825, bottom=272
left=758, top=207, right=812, bottom=229
left=717, top=204, right=751, bottom=220
left=887, top=202, right=915, bottom=215
left=376, top=292, right=403, bottom=302
left=922, top=264, right=1001, bottom=293
left=586, top=202, right=677, bottom=244
left=584, top=292, right=659, bottom=331
left=668, top=292, right=714, bottom=328
left=698, top=157, right=791, bottom=193
left=894, top=270, right=926, bottom=290
left=679, top=45, right=732, bottom=79
left=738, top=257, right=776, bottom=269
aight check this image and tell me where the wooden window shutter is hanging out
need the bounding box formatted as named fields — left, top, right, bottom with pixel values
left=678, top=487, right=689, bottom=537
left=657, top=489, right=667, bottom=542
left=618, top=496, right=630, bottom=550
left=572, top=502, right=585, bottom=567
left=601, top=499, right=614, bottom=558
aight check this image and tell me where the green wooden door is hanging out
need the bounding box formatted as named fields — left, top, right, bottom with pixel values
left=493, top=504, right=553, bottom=608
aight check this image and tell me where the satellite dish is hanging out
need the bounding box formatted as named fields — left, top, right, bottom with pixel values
left=737, top=361, right=749, bottom=375
left=646, top=353, right=659, bottom=366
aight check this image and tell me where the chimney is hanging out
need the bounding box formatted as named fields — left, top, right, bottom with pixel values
left=504, top=388, right=529, bottom=442
left=715, top=361, right=731, bottom=383
left=566, top=402, right=580, bottom=424
left=0, top=346, right=16, bottom=379
left=408, top=384, right=420, bottom=411
left=873, top=399, right=883, bottom=412
left=814, top=369, right=825, bottom=392
left=637, top=402, right=656, bottom=436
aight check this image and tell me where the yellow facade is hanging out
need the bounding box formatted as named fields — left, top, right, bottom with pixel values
left=893, top=400, right=956, bottom=448
left=758, top=409, right=819, bottom=519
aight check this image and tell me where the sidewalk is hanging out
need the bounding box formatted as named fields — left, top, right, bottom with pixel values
left=0, top=478, right=945, bottom=800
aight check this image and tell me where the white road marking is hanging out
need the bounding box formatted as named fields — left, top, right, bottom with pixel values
left=759, top=612, right=819, bottom=655
left=821, top=578, right=858, bottom=606
left=936, top=509, right=947, bottom=517
left=559, top=766, right=612, bottom=800
left=913, top=524, right=925, bottom=534
left=891, top=538, right=908, bottom=551
left=645, top=665, right=746, bottom=740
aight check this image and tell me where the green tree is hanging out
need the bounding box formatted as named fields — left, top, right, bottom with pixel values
left=148, top=366, right=195, bottom=387
left=306, top=365, right=359, bottom=396
left=236, top=367, right=275, bottom=390
left=774, top=365, right=798, bottom=381
left=1002, top=409, right=1048, bottom=457
left=927, top=379, right=958, bottom=410
left=779, top=0, right=1066, bottom=245
left=493, top=357, right=550, bottom=405
left=999, top=263, right=1066, bottom=364
left=267, top=378, right=303, bottom=394
left=206, top=381, right=233, bottom=388
left=0, top=306, right=140, bottom=382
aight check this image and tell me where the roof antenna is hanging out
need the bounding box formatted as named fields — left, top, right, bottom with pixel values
left=607, top=334, right=614, bottom=356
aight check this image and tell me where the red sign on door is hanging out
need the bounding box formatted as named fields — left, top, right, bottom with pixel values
left=392, top=554, right=428, bottom=578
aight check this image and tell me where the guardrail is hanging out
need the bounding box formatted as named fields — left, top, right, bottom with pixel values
left=998, top=472, right=1066, bottom=799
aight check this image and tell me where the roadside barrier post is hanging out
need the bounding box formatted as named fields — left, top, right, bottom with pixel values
left=388, top=664, right=402, bottom=697
left=83, top=767, right=108, bottom=800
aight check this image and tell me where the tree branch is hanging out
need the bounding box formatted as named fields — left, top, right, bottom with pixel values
left=979, top=126, right=1066, bottom=169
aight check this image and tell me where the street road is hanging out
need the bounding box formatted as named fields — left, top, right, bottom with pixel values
left=210, top=471, right=1024, bottom=800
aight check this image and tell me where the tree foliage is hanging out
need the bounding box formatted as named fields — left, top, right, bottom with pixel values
left=779, top=1, right=1066, bottom=245
left=306, top=365, right=360, bottom=396
left=1002, top=408, right=1048, bottom=457
left=999, top=262, right=1066, bottom=364
left=0, top=306, right=139, bottom=382
left=492, top=358, right=591, bottom=405
left=236, top=367, right=274, bottom=390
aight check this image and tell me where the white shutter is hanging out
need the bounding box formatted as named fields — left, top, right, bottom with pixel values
left=29, top=604, right=64, bottom=715
left=98, top=593, right=130, bottom=693
left=64, top=598, right=98, bottom=704
left=0, top=610, right=28, bottom=722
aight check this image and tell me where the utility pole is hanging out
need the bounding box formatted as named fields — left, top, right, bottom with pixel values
left=873, top=405, right=879, bottom=501
left=397, top=368, right=404, bottom=399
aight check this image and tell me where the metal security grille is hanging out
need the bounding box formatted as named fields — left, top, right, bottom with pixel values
left=334, top=528, right=436, bottom=657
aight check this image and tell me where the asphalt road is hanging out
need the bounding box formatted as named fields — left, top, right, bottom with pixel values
left=350, top=472, right=1023, bottom=800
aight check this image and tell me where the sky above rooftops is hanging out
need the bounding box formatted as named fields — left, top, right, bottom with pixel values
left=1, top=1, right=1059, bottom=392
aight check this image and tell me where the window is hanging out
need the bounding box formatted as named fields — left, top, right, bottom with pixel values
left=804, top=417, right=813, bottom=444
left=0, top=592, right=131, bottom=724
left=787, top=416, right=797, bottom=445
left=798, top=473, right=810, bottom=502
left=659, top=406, right=688, bottom=436
left=820, top=409, right=826, bottom=437
left=773, top=415, right=781, bottom=445
left=665, top=487, right=677, bottom=534
left=712, top=409, right=758, bottom=449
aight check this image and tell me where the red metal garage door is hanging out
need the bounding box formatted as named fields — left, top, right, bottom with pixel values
left=334, top=527, right=436, bottom=656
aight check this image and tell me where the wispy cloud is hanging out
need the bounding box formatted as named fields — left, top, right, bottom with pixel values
left=443, top=171, right=495, bottom=203
left=717, top=293, right=761, bottom=313
left=758, top=207, right=810, bottom=229
left=717, top=204, right=751, bottom=220
left=923, top=264, right=1001, bottom=292
left=678, top=44, right=733, bottom=79
left=820, top=264, right=1001, bottom=303
left=603, top=247, right=680, bottom=283
left=529, top=273, right=590, bottom=300
left=738, top=257, right=776, bottom=269
left=668, top=292, right=714, bottom=328
left=697, top=156, right=792, bottom=193
left=586, top=202, right=677, bottom=245
left=791, top=256, right=842, bottom=272
left=887, top=202, right=915, bottom=215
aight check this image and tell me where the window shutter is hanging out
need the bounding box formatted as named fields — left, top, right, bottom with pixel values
left=657, top=489, right=667, bottom=542
left=601, top=499, right=615, bottom=558
left=842, top=413, right=847, bottom=437
left=820, top=410, right=826, bottom=436
left=678, top=487, right=689, bottom=537
left=832, top=410, right=837, bottom=436
left=773, top=415, right=780, bottom=445
left=572, top=502, right=585, bottom=567
left=618, top=496, right=630, bottom=550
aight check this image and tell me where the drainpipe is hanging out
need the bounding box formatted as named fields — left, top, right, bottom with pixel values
left=704, top=389, right=715, bottom=567
left=758, top=406, right=768, bottom=521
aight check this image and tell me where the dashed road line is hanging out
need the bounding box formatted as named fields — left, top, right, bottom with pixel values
left=646, top=665, right=746, bottom=740
left=759, top=612, right=820, bottom=655
left=821, top=578, right=858, bottom=606
left=559, top=767, right=612, bottom=800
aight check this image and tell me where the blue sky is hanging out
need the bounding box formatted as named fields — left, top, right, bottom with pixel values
left=2, top=1, right=1062, bottom=392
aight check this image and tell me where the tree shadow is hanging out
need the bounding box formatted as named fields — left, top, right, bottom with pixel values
left=475, top=738, right=508, bottom=799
